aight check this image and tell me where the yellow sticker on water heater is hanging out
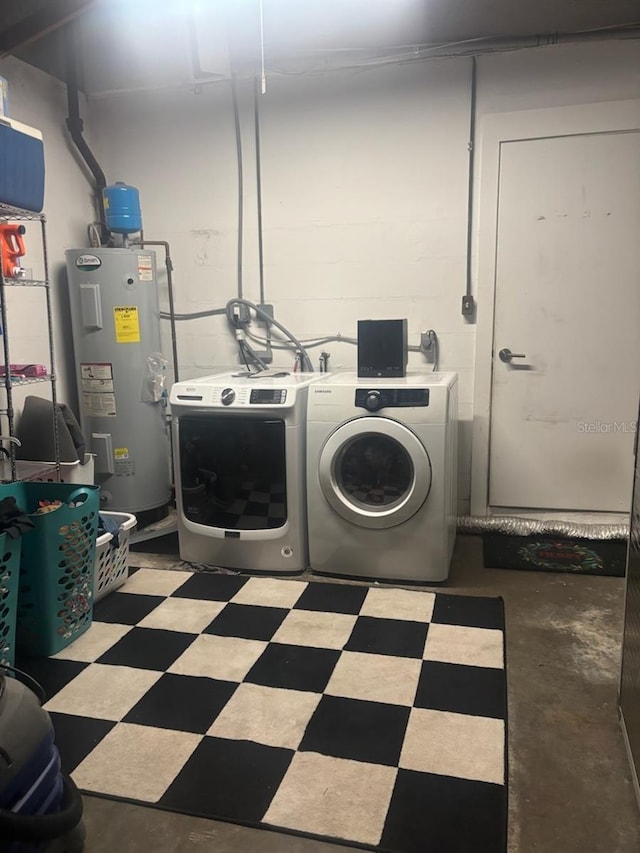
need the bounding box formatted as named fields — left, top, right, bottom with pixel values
left=113, top=306, right=140, bottom=343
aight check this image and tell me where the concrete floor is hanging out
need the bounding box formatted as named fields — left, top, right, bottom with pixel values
left=80, top=534, right=640, bottom=852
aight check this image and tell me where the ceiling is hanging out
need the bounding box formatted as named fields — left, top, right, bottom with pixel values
left=0, top=0, right=94, bottom=57
left=2, top=0, right=640, bottom=93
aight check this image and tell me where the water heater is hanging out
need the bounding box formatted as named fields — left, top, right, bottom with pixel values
left=66, top=247, right=171, bottom=517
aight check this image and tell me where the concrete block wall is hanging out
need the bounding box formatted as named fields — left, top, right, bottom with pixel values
left=90, top=56, right=476, bottom=506
left=89, top=39, right=640, bottom=512
left=1, top=36, right=633, bottom=511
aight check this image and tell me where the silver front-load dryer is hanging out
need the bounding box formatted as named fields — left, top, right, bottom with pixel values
left=170, top=371, right=323, bottom=573
left=306, top=372, right=458, bottom=582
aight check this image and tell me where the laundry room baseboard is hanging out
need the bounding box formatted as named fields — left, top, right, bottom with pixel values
left=483, top=533, right=627, bottom=577
left=18, top=570, right=508, bottom=853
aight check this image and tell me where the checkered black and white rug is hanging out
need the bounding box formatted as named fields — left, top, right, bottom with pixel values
left=23, top=570, right=508, bottom=853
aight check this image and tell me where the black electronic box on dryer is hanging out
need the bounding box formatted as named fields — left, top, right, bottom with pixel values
left=357, top=318, right=408, bottom=378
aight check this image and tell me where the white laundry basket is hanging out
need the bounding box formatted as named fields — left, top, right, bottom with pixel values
left=93, top=511, right=137, bottom=603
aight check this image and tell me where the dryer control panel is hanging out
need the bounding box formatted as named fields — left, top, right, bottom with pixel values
left=250, top=389, right=287, bottom=404
left=356, top=388, right=429, bottom=412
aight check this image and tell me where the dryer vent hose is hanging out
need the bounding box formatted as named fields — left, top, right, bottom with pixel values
left=457, top=515, right=628, bottom=540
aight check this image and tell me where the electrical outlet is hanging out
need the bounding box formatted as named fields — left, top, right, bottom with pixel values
left=232, top=303, right=251, bottom=326
left=420, top=331, right=433, bottom=351
left=420, top=330, right=437, bottom=363
left=253, top=303, right=273, bottom=363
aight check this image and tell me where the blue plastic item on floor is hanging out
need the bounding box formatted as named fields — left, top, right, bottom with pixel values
left=11, top=744, right=61, bottom=816
left=0, top=673, right=84, bottom=851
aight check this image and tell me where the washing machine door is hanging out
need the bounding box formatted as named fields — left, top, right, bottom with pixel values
left=318, top=417, right=432, bottom=529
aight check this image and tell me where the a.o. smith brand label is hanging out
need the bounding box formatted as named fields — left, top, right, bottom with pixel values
left=75, top=254, right=102, bottom=271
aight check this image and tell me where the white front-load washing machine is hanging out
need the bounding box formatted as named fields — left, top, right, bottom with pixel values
left=306, top=372, right=458, bottom=583
left=170, top=371, right=322, bottom=573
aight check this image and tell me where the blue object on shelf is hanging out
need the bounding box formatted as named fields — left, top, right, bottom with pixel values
left=103, top=182, right=142, bottom=234
left=0, top=118, right=45, bottom=213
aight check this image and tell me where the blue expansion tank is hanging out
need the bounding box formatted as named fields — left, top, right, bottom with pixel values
left=103, top=182, right=142, bottom=235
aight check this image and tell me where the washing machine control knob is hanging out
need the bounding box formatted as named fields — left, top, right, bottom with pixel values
left=221, top=388, right=236, bottom=406
left=365, top=390, right=383, bottom=412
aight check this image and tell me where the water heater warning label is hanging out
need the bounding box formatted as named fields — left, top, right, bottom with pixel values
left=80, top=363, right=116, bottom=417
left=138, top=255, right=153, bottom=282
left=82, top=392, right=116, bottom=417
left=114, top=449, right=135, bottom=475
left=114, top=306, right=141, bottom=343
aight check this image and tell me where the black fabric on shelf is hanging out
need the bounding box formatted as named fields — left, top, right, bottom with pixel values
left=16, top=396, right=86, bottom=463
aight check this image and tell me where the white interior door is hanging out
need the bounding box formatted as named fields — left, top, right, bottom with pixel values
left=489, top=131, right=640, bottom=512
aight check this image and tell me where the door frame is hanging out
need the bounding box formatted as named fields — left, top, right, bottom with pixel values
left=470, top=98, right=640, bottom=516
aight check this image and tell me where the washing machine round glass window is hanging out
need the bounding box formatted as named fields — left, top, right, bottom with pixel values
left=319, top=417, right=432, bottom=530
left=337, top=434, right=413, bottom=508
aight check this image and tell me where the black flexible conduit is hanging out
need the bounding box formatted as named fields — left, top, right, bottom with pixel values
left=64, top=22, right=108, bottom=244
left=230, top=74, right=244, bottom=299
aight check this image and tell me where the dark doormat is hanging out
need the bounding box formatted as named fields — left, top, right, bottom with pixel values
left=129, top=532, right=179, bottom=556
left=22, top=570, right=508, bottom=853
left=483, top=533, right=627, bottom=576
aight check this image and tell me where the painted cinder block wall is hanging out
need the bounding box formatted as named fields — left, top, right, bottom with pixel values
left=89, top=57, right=473, bottom=509
left=89, top=39, right=640, bottom=513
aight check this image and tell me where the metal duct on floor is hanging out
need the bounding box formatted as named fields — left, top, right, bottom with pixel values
left=457, top=515, right=629, bottom=540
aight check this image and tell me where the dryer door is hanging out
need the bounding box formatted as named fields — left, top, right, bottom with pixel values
left=318, top=417, right=432, bottom=529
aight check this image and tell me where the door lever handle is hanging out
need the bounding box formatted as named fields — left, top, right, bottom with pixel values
left=499, top=348, right=527, bottom=363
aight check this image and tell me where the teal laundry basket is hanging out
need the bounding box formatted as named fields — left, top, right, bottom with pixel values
left=0, top=533, right=22, bottom=668
left=3, top=483, right=101, bottom=657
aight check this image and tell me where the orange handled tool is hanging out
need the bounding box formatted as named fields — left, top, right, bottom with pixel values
left=0, top=224, right=26, bottom=279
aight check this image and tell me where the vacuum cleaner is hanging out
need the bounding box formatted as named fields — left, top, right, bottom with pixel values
left=0, top=672, right=84, bottom=852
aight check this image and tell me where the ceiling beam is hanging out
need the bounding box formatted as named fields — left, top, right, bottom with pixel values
left=0, top=0, right=98, bottom=58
